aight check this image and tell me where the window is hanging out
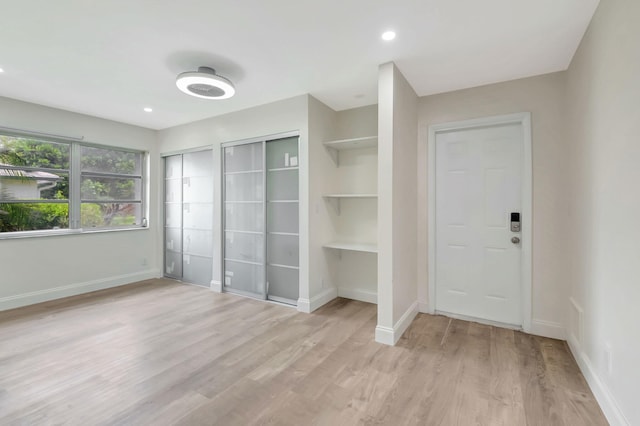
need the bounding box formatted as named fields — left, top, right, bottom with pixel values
left=80, top=146, right=143, bottom=228
left=0, top=132, right=147, bottom=236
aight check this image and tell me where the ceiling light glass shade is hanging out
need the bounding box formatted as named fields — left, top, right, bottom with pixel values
left=176, top=67, right=235, bottom=100
left=381, top=31, right=396, bottom=41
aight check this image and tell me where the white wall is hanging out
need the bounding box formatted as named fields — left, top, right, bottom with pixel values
left=335, top=105, right=379, bottom=140
left=390, top=66, right=419, bottom=327
left=417, top=72, right=568, bottom=339
left=0, top=96, right=160, bottom=310
left=565, top=0, right=640, bottom=424
left=305, top=96, right=338, bottom=310
left=376, top=62, right=419, bottom=345
left=156, top=95, right=311, bottom=306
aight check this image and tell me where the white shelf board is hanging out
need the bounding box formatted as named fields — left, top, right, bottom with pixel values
left=323, top=136, right=377, bottom=151
left=323, top=194, right=377, bottom=199
left=323, top=242, right=378, bottom=253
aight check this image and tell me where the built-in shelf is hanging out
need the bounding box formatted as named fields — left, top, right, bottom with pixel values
left=323, top=194, right=377, bottom=214
left=323, top=136, right=378, bottom=166
left=323, top=242, right=378, bottom=254
left=323, top=136, right=377, bottom=150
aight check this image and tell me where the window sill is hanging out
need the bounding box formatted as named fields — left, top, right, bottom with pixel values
left=0, top=226, right=149, bottom=240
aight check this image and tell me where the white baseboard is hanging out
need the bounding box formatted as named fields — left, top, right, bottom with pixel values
left=375, top=301, right=419, bottom=346
left=530, top=319, right=566, bottom=340
left=0, top=269, right=161, bottom=312
left=337, top=287, right=377, bottom=304
left=375, top=325, right=395, bottom=345
left=297, top=287, right=337, bottom=313
left=210, top=280, right=222, bottom=293
left=567, top=336, right=629, bottom=426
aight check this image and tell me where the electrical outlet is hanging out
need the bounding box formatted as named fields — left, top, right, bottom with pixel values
left=604, top=343, right=613, bottom=376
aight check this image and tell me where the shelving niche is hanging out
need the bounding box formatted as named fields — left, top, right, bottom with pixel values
left=322, top=133, right=378, bottom=304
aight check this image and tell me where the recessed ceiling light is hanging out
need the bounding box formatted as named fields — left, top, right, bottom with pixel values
left=176, top=66, right=235, bottom=100
left=0, top=68, right=4, bottom=73
left=143, top=107, right=153, bottom=112
left=381, top=31, right=396, bottom=41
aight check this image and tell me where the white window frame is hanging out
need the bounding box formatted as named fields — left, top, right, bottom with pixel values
left=0, top=129, right=149, bottom=239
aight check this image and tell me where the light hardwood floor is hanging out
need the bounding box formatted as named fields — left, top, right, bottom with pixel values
left=0, top=279, right=607, bottom=425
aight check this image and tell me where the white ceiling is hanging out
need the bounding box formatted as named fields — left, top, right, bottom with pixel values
left=0, top=0, right=599, bottom=130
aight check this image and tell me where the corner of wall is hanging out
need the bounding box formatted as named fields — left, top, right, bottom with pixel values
left=375, top=301, right=419, bottom=346
left=297, top=287, right=338, bottom=313
left=567, top=331, right=630, bottom=426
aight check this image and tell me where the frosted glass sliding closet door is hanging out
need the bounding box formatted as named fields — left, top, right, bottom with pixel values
left=265, top=137, right=299, bottom=304
left=164, top=150, right=214, bottom=287
left=223, top=142, right=265, bottom=298
left=222, top=135, right=299, bottom=305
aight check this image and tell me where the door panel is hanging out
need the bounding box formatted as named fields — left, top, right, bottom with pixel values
left=267, top=265, right=299, bottom=302
left=163, top=151, right=214, bottom=287
left=225, top=173, right=263, bottom=201
left=267, top=233, right=299, bottom=267
left=435, top=123, right=522, bottom=325
left=223, top=141, right=266, bottom=298
left=222, top=136, right=299, bottom=304
left=224, top=260, right=264, bottom=295
left=225, top=231, right=264, bottom=264
left=267, top=203, right=298, bottom=234
left=183, top=229, right=213, bottom=258
left=265, top=137, right=299, bottom=304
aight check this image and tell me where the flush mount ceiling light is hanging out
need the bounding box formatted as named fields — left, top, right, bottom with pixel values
left=176, top=66, right=235, bottom=100
left=381, top=31, right=396, bottom=41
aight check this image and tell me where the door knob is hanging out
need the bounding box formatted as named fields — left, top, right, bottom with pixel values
left=511, top=236, right=521, bottom=244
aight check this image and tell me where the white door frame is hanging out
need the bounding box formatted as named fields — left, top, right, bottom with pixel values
left=427, top=112, right=533, bottom=333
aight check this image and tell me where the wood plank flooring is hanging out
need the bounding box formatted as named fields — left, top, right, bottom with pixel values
left=0, top=279, right=607, bottom=425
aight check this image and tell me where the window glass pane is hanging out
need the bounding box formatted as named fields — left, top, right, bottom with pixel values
left=81, top=176, right=141, bottom=201
left=81, top=146, right=141, bottom=175
left=0, top=131, right=146, bottom=235
left=81, top=203, right=141, bottom=228
left=0, top=171, right=68, bottom=201
left=0, top=135, right=70, bottom=170
left=0, top=202, right=69, bottom=232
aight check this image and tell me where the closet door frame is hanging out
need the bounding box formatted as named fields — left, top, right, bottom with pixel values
left=221, top=130, right=299, bottom=303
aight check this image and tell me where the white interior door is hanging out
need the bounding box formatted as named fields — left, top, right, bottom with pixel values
left=435, top=123, right=523, bottom=325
